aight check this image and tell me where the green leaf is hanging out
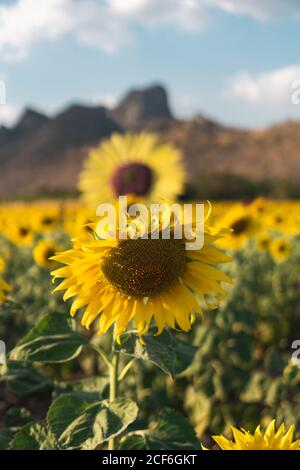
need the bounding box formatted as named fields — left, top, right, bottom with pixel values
left=222, top=331, right=252, bottom=369
left=0, top=407, right=36, bottom=450
left=115, top=330, right=197, bottom=377
left=47, top=394, right=138, bottom=450
left=0, top=428, right=13, bottom=450
left=4, top=407, right=33, bottom=429
left=120, top=408, right=199, bottom=450
left=9, top=313, right=87, bottom=363
left=10, top=422, right=57, bottom=450
left=1, top=361, right=52, bottom=396
left=53, top=376, right=109, bottom=401
left=264, top=347, right=286, bottom=373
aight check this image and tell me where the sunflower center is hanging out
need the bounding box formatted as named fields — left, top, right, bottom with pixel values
left=101, top=238, right=186, bottom=297
left=44, top=249, right=56, bottom=260
left=277, top=243, right=286, bottom=253
left=19, top=227, right=29, bottom=237
left=41, top=217, right=55, bottom=226
left=231, top=217, right=250, bottom=235
left=111, top=162, right=153, bottom=197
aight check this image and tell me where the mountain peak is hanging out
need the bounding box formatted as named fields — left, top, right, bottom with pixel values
left=111, top=84, right=172, bottom=128
left=15, top=108, right=49, bottom=133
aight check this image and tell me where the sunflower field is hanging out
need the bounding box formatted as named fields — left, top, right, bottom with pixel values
left=0, top=134, right=300, bottom=451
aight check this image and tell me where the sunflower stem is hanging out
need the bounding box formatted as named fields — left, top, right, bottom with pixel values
left=118, top=358, right=135, bottom=382
left=108, top=351, right=119, bottom=451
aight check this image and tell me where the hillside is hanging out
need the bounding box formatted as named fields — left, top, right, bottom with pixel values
left=1, top=84, right=300, bottom=199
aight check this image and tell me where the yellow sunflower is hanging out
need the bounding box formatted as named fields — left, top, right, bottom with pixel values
left=270, top=237, right=291, bottom=262
left=267, top=210, right=285, bottom=230
left=8, top=222, right=34, bottom=247
left=217, top=205, right=258, bottom=250
left=33, top=240, right=61, bottom=269
left=256, top=231, right=272, bottom=252
left=208, top=420, right=300, bottom=450
left=34, top=207, right=61, bottom=233
left=51, top=205, right=232, bottom=339
left=250, top=197, right=270, bottom=216
left=0, top=276, right=12, bottom=303
left=78, top=133, right=185, bottom=207
left=0, top=256, right=6, bottom=274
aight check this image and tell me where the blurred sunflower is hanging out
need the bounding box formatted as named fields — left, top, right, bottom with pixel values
left=78, top=133, right=185, bottom=207
left=0, top=256, right=6, bottom=274
left=63, top=206, right=94, bottom=238
left=267, top=210, right=285, bottom=231
left=208, top=420, right=300, bottom=450
left=217, top=205, right=258, bottom=250
left=52, top=205, right=232, bottom=339
left=8, top=222, right=34, bottom=247
left=0, top=276, right=11, bottom=303
left=256, top=231, right=271, bottom=251
left=250, top=197, right=269, bottom=216
left=34, top=207, right=61, bottom=233
left=33, top=240, right=61, bottom=269
left=270, top=237, right=291, bottom=262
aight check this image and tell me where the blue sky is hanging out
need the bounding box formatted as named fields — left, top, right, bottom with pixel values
left=1, top=0, right=300, bottom=128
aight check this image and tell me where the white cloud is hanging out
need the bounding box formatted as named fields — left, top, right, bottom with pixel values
left=109, top=0, right=208, bottom=31
left=1, top=0, right=300, bottom=62
left=110, top=0, right=300, bottom=25
left=173, top=94, right=202, bottom=117
left=0, top=0, right=75, bottom=61
left=0, top=104, right=22, bottom=127
left=91, top=93, right=117, bottom=108
left=0, top=0, right=132, bottom=61
left=226, top=65, right=300, bottom=105
left=72, top=1, right=133, bottom=54
left=222, top=65, right=300, bottom=127
left=206, top=0, right=300, bottom=21
left=0, top=0, right=203, bottom=62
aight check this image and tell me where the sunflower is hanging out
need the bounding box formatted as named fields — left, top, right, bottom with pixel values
left=33, top=240, right=61, bottom=269
left=250, top=197, right=269, bottom=216
left=268, top=211, right=285, bottom=230
left=34, top=207, right=61, bottom=233
left=0, top=256, right=6, bottom=274
left=8, top=222, right=34, bottom=247
left=78, top=133, right=185, bottom=207
left=0, top=276, right=11, bottom=303
left=51, top=205, right=232, bottom=339
left=256, top=231, right=271, bottom=251
left=63, top=205, right=95, bottom=239
left=217, top=205, right=258, bottom=250
left=270, top=237, right=291, bottom=262
left=208, top=420, right=300, bottom=450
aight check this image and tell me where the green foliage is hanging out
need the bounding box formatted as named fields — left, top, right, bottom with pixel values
left=47, top=395, right=138, bottom=450
left=53, top=376, right=109, bottom=401
left=120, top=408, right=199, bottom=450
left=186, top=173, right=300, bottom=200
left=116, top=329, right=197, bottom=377
left=1, top=235, right=300, bottom=449
left=1, top=361, right=52, bottom=396
left=11, top=422, right=56, bottom=450
left=10, top=313, right=88, bottom=363
left=182, top=239, right=300, bottom=435
left=0, top=408, right=37, bottom=450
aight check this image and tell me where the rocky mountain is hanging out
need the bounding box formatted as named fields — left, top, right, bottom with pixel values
left=0, top=84, right=300, bottom=199
left=110, top=85, right=172, bottom=128
left=0, top=104, right=121, bottom=197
